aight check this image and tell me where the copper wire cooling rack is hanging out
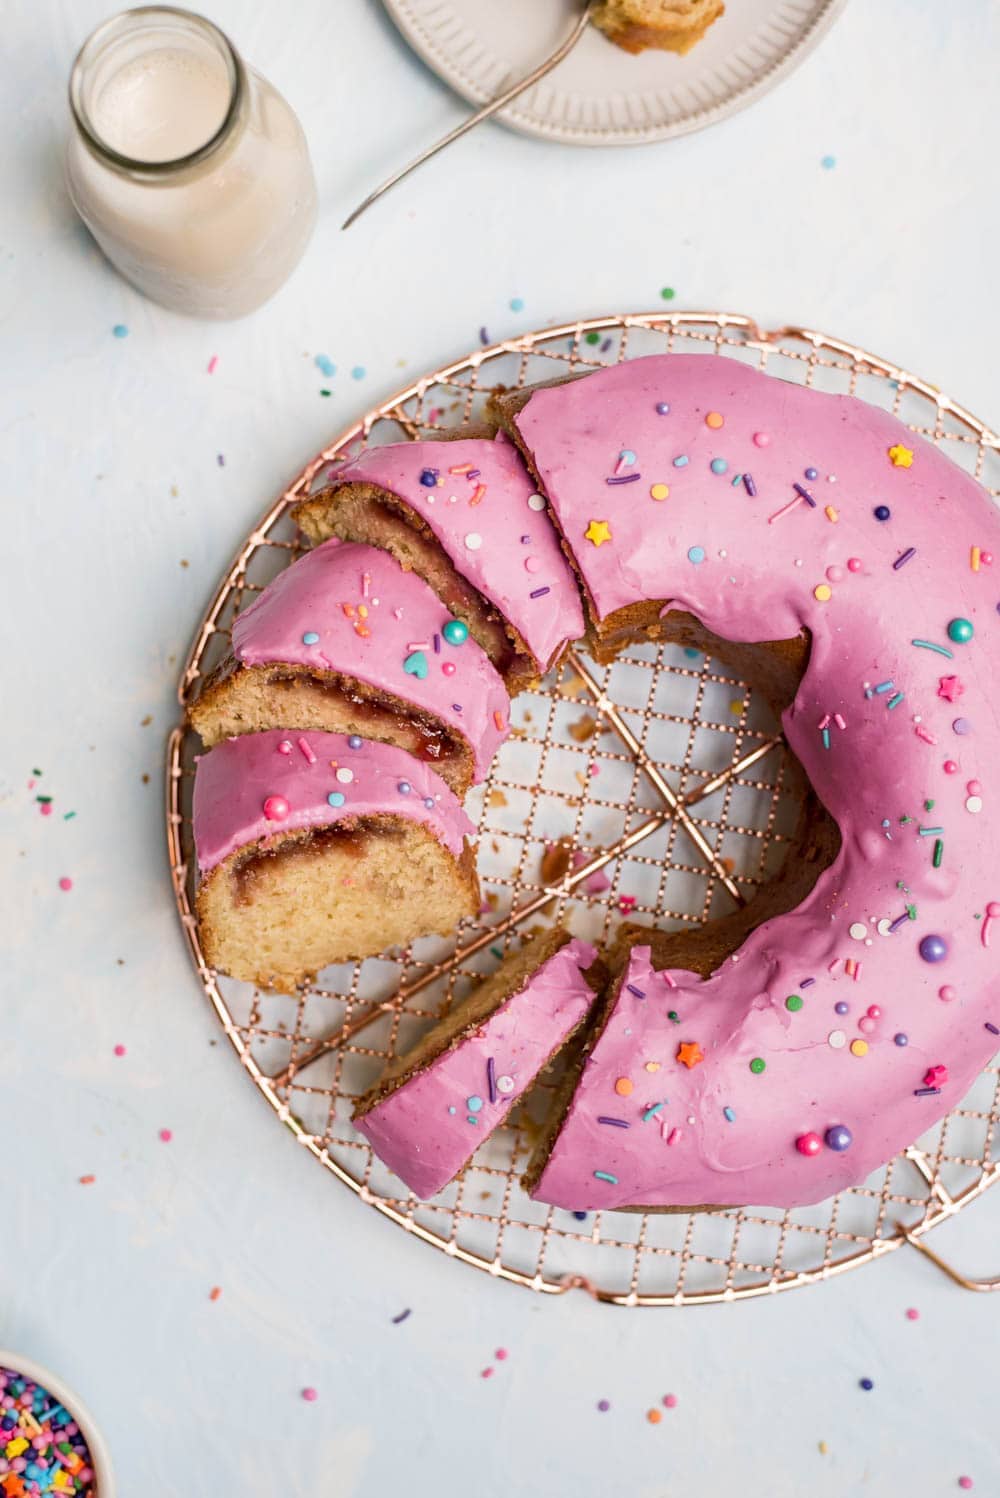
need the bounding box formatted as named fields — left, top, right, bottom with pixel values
left=167, top=313, right=1000, bottom=1305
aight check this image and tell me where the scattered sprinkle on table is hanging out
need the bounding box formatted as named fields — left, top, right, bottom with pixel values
left=113, top=1044, right=126, bottom=1057
left=301, top=1387, right=318, bottom=1402
left=0, top=1363, right=96, bottom=1494
left=596, top=1399, right=610, bottom=1412
left=905, top=1306, right=920, bottom=1321
left=315, top=353, right=336, bottom=377
left=662, top=1393, right=678, bottom=1408
left=958, top=1478, right=974, bottom=1491
left=351, top=366, right=365, bottom=381
left=58, top=877, right=72, bottom=892
left=659, top=287, right=675, bottom=301
left=646, top=1408, right=662, bottom=1424
left=206, top=354, right=218, bottom=374
left=509, top=297, right=524, bottom=312
left=158, top=1128, right=172, bottom=1143
left=78, top=1175, right=95, bottom=1186
left=209, top=1286, right=222, bottom=1302
left=112, top=323, right=128, bottom=338
left=391, top=1308, right=411, bottom=1324
left=859, top=1377, right=874, bottom=1391
left=821, top=154, right=837, bottom=169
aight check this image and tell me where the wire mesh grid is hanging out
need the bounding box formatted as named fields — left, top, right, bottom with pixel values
left=167, top=313, right=1000, bottom=1304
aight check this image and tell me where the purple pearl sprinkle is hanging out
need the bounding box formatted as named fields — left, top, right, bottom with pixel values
left=597, top=1400, right=611, bottom=1412
left=953, top=717, right=972, bottom=735
left=835, top=1001, right=850, bottom=1016
left=655, top=402, right=670, bottom=415
left=894, top=1033, right=909, bottom=1046
left=919, top=933, right=948, bottom=963
left=805, top=467, right=819, bottom=480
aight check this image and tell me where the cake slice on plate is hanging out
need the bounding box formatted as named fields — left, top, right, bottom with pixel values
left=592, top=0, right=724, bottom=55
left=353, top=927, right=604, bottom=1199
left=189, top=540, right=509, bottom=795
left=293, top=432, right=585, bottom=693
left=193, top=729, right=479, bottom=993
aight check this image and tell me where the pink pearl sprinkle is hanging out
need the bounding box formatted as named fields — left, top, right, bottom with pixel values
left=858, top=1016, right=876, bottom=1035
left=981, top=552, right=994, bottom=566
left=524, top=556, right=541, bottom=573
left=58, top=877, right=73, bottom=891
left=663, top=1393, right=678, bottom=1408
left=988, top=902, right=1000, bottom=919
left=263, top=795, right=290, bottom=821
left=752, top=431, right=770, bottom=448
left=159, top=1128, right=173, bottom=1142
left=442, top=662, right=456, bottom=676
left=958, top=1479, right=973, bottom=1491
left=40, top=802, right=53, bottom=816
left=943, top=760, right=959, bottom=775
left=277, top=740, right=293, bottom=755
left=905, top=1307, right=920, bottom=1320
left=967, top=780, right=982, bottom=795
left=113, top=1044, right=126, bottom=1057
left=847, top=557, right=863, bottom=573
left=826, top=566, right=844, bottom=583
left=495, top=1348, right=508, bottom=1361
left=301, top=1387, right=318, bottom=1402
left=939, top=985, right=957, bottom=1002
left=867, top=1005, right=882, bottom=1019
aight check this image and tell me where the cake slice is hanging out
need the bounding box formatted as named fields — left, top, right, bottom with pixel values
left=293, top=431, right=585, bottom=693
left=353, top=927, right=604, bottom=1199
left=188, top=540, right=509, bottom=796
left=592, top=0, right=724, bottom=55
left=194, top=729, right=479, bottom=993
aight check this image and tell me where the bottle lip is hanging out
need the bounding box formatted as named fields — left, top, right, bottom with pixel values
left=68, top=5, right=246, bottom=177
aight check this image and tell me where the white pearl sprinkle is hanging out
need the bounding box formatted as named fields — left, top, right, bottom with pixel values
left=465, top=532, right=482, bottom=550
left=336, top=767, right=354, bottom=784
left=527, top=494, right=546, bottom=512
left=848, top=922, right=867, bottom=941
left=828, top=1029, right=847, bottom=1049
left=496, top=1075, right=515, bottom=1094
left=966, top=795, right=983, bottom=814
left=877, top=918, right=892, bottom=936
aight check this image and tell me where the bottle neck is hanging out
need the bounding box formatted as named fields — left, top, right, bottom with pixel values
left=68, top=6, right=247, bottom=182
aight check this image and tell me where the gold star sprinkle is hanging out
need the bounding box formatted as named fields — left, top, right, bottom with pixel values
left=584, top=519, right=612, bottom=547
left=888, top=444, right=914, bottom=468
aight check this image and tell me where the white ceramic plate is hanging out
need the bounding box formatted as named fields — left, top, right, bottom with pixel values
left=383, top=0, right=847, bottom=146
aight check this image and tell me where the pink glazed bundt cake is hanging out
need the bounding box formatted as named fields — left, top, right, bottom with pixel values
left=190, top=350, right=1000, bottom=1212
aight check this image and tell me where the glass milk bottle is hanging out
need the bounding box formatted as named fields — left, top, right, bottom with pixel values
left=66, top=7, right=318, bottom=319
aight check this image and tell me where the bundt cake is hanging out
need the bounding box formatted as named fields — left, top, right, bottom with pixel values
left=591, top=0, right=725, bottom=55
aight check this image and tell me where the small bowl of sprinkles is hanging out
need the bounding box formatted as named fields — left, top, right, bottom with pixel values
left=0, top=1354, right=114, bottom=1496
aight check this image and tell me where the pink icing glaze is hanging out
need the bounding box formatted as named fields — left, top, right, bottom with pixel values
left=512, top=353, right=1000, bottom=1208
left=193, top=728, right=474, bottom=874
left=232, top=540, right=509, bottom=781
left=333, top=431, right=585, bottom=671
left=355, top=938, right=597, bottom=1198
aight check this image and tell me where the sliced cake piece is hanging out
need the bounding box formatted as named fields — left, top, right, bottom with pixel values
left=292, top=431, right=585, bottom=693
left=194, top=729, right=479, bottom=993
left=592, top=0, right=724, bottom=54
left=188, top=540, right=509, bottom=796
left=353, top=927, right=604, bottom=1199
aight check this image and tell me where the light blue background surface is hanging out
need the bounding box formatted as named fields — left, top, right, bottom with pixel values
left=3, top=2, right=998, bottom=1494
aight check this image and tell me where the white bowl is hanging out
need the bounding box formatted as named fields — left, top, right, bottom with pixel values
left=0, top=1351, right=115, bottom=1496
